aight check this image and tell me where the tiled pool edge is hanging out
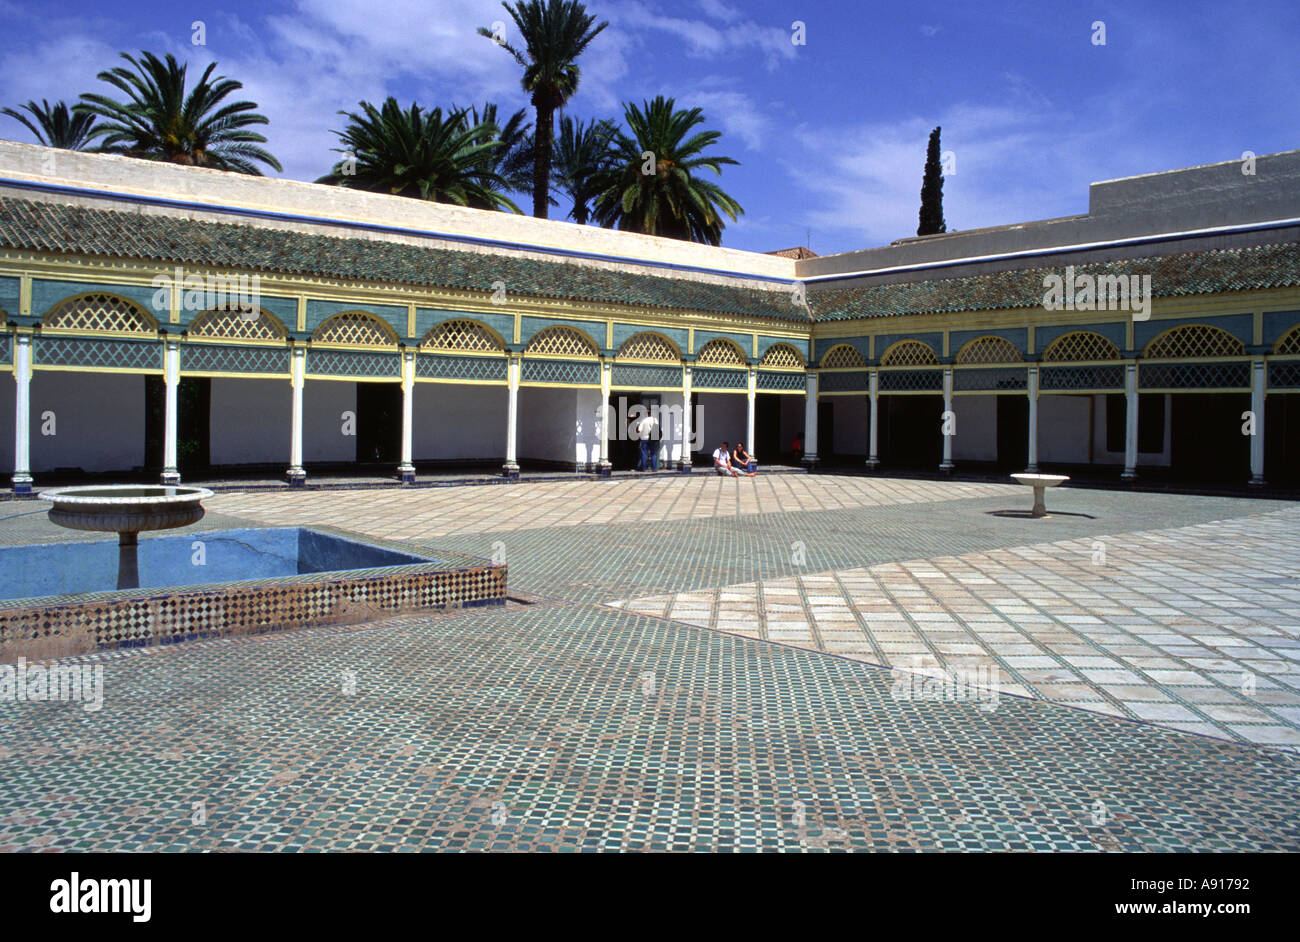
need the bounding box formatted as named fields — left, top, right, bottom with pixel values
left=0, top=560, right=507, bottom=660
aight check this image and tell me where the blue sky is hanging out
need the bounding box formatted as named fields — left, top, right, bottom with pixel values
left=2, top=0, right=1297, bottom=256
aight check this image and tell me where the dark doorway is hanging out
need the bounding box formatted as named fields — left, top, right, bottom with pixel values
left=1171, top=393, right=1250, bottom=482
left=356, top=382, right=402, bottom=464
left=1265, top=396, right=1300, bottom=486
left=880, top=395, right=942, bottom=468
left=755, top=394, right=782, bottom=463
left=145, top=376, right=210, bottom=474
left=817, top=401, right=834, bottom=460
left=610, top=393, right=663, bottom=470
left=996, top=395, right=1029, bottom=470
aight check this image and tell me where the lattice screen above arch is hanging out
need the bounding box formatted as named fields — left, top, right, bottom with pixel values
left=759, top=343, right=805, bottom=369
left=695, top=338, right=748, bottom=367
left=312, top=311, right=399, bottom=346
left=525, top=325, right=599, bottom=358
left=1144, top=324, right=1245, bottom=359
left=820, top=344, right=866, bottom=369
left=189, top=306, right=287, bottom=342
left=1273, top=325, right=1300, bottom=356
left=956, top=336, right=1023, bottom=365
left=1041, top=331, right=1121, bottom=363
left=879, top=340, right=939, bottom=367
left=617, top=332, right=679, bottom=362
left=43, top=293, right=158, bottom=334
left=421, top=318, right=504, bottom=352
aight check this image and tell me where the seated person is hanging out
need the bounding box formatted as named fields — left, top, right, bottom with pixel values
left=712, top=441, right=741, bottom=477
left=732, top=442, right=757, bottom=475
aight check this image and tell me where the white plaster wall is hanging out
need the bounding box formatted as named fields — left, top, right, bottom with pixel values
left=0, top=378, right=13, bottom=473
left=832, top=396, right=867, bottom=455
left=952, top=395, right=997, bottom=461
left=30, top=372, right=144, bottom=472
left=303, top=380, right=356, bottom=462
left=1038, top=396, right=1092, bottom=463
left=695, top=393, right=748, bottom=455
left=518, top=386, right=591, bottom=465
left=413, top=384, right=506, bottom=460
left=210, top=378, right=290, bottom=465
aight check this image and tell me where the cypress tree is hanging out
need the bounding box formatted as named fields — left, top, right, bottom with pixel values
left=917, top=126, right=947, bottom=236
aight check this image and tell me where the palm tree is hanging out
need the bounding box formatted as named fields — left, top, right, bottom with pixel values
left=591, top=96, right=743, bottom=245
left=478, top=0, right=608, bottom=218
left=551, top=114, right=616, bottom=224
left=77, top=51, right=282, bottom=174
left=317, top=97, right=520, bottom=212
left=456, top=102, right=535, bottom=198
left=1, top=99, right=97, bottom=149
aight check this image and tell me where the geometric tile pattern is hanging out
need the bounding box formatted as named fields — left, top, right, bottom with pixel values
left=695, top=338, right=748, bottom=367
left=758, top=370, right=807, bottom=392
left=616, top=332, right=679, bottom=362
left=612, top=364, right=682, bottom=388
left=420, top=319, right=504, bottom=352
left=182, top=343, right=290, bottom=375
left=612, top=508, right=1300, bottom=749
left=878, top=368, right=942, bottom=391
left=1144, top=324, right=1245, bottom=359
left=311, top=311, right=400, bottom=346
left=693, top=367, right=747, bottom=389
left=306, top=349, right=401, bottom=378
left=880, top=340, right=939, bottom=366
left=416, top=353, right=507, bottom=382
left=758, top=343, right=804, bottom=369
left=188, top=307, right=287, bottom=341
left=1041, top=330, right=1120, bottom=362
left=34, top=336, right=160, bottom=370
left=955, top=335, right=1022, bottom=365
left=521, top=358, right=600, bottom=385
left=1140, top=362, right=1250, bottom=390
left=954, top=366, right=1027, bottom=391
left=42, top=292, right=157, bottom=333
left=1268, top=360, right=1300, bottom=389
left=818, top=344, right=867, bottom=369
left=1040, top=364, right=1124, bottom=390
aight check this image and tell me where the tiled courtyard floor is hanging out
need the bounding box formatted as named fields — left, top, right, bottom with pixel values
left=2, top=475, right=1298, bottom=851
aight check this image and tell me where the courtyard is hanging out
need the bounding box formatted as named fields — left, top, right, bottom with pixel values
left=1, top=473, right=1298, bottom=852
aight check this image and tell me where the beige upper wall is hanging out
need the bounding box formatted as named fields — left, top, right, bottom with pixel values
left=0, top=139, right=796, bottom=282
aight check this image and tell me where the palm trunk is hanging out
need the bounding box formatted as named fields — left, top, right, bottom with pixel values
left=533, top=99, right=554, bottom=219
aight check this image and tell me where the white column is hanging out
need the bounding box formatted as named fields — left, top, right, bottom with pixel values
left=680, top=362, right=693, bottom=472
left=1122, top=359, right=1138, bottom=480
left=866, top=369, right=879, bottom=469
left=398, top=348, right=415, bottom=484
left=287, top=345, right=306, bottom=485
left=746, top=365, right=757, bottom=456
left=1250, top=356, right=1266, bottom=485
left=1026, top=363, right=1040, bottom=472
left=940, top=366, right=954, bottom=471
left=503, top=352, right=520, bottom=477
left=12, top=332, right=32, bottom=494
left=802, top=371, right=819, bottom=467
left=598, top=359, right=612, bottom=476
left=161, top=336, right=181, bottom=485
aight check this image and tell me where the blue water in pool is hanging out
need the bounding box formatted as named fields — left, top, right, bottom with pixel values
left=0, top=527, right=434, bottom=603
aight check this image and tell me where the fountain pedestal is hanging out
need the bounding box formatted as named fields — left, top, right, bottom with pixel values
left=39, top=486, right=214, bottom=590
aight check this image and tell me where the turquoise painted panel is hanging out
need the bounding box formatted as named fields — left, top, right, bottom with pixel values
left=757, top=335, right=809, bottom=361
left=306, top=299, right=408, bottom=339
left=611, top=322, right=687, bottom=353
left=1135, top=312, right=1253, bottom=349
left=32, top=279, right=164, bottom=321
left=520, top=316, right=604, bottom=350
left=415, top=308, right=514, bottom=344
left=0, top=276, right=18, bottom=315
left=950, top=326, right=1028, bottom=355
left=813, top=336, right=869, bottom=364
left=1036, top=320, right=1126, bottom=351
left=1263, top=310, right=1300, bottom=346
left=177, top=293, right=298, bottom=331
left=875, top=331, right=942, bottom=358
left=693, top=330, right=752, bottom=356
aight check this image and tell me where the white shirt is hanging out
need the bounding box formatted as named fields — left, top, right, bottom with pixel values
left=712, top=448, right=731, bottom=466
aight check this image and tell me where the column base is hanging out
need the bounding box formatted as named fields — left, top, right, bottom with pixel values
left=801, top=454, right=819, bottom=472
left=1026, top=464, right=1040, bottom=473
left=1249, top=475, right=1266, bottom=487
left=865, top=458, right=879, bottom=470
left=160, top=469, right=181, bottom=486
left=1120, top=469, right=1137, bottom=481
left=939, top=460, right=954, bottom=473
left=502, top=462, right=520, bottom=480
left=678, top=459, right=693, bottom=473
left=598, top=461, right=612, bottom=478
left=11, top=473, right=32, bottom=495
left=286, top=468, right=307, bottom=487
left=398, top=464, right=416, bottom=485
